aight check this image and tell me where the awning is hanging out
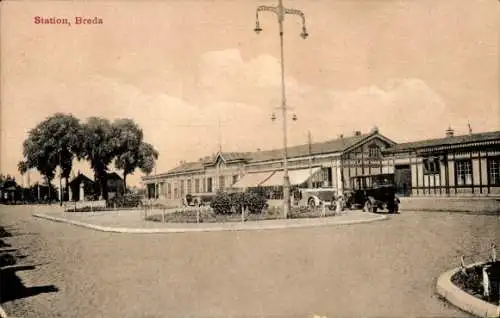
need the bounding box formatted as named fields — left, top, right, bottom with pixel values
left=260, top=167, right=321, bottom=187
left=232, top=171, right=275, bottom=188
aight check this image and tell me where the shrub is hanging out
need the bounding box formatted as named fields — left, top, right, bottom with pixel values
left=210, top=191, right=267, bottom=215
left=244, top=192, right=267, bottom=214
left=210, top=192, right=233, bottom=215
left=230, top=192, right=246, bottom=213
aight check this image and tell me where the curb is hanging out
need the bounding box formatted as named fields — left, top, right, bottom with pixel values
left=436, top=262, right=500, bottom=318
left=32, top=213, right=388, bottom=234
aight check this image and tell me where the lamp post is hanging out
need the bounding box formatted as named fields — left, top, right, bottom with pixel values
left=254, top=0, right=308, bottom=219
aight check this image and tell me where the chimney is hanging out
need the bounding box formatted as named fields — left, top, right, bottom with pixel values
left=338, top=134, right=344, bottom=139
left=256, top=148, right=261, bottom=152
left=354, top=131, right=362, bottom=136
left=371, top=126, right=379, bottom=134
left=445, top=126, right=454, bottom=138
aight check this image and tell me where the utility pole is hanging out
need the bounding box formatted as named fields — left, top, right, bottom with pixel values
left=308, top=130, right=313, bottom=188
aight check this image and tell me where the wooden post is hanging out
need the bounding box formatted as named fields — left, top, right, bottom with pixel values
left=460, top=256, right=467, bottom=274
left=196, top=208, right=200, bottom=224
left=322, top=202, right=326, bottom=218
left=492, top=244, right=497, bottom=262
left=241, top=205, right=245, bottom=223
left=162, top=208, right=166, bottom=223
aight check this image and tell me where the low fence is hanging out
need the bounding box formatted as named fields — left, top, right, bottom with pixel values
left=142, top=205, right=213, bottom=223
left=63, top=200, right=106, bottom=211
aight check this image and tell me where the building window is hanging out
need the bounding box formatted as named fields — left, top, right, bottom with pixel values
left=167, top=183, right=172, bottom=199
left=174, top=187, right=178, bottom=199
left=195, top=179, right=200, bottom=193
left=219, top=175, right=225, bottom=190
left=368, top=145, right=381, bottom=158
left=455, top=159, right=472, bottom=186
left=488, top=157, right=500, bottom=185
left=232, top=175, right=239, bottom=185
left=187, top=179, right=192, bottom=194
left=180, top=180, right=185, bottom=196
left=207, top=177, right=213, bottom=193
left=423, top=157, right=440, bottom=175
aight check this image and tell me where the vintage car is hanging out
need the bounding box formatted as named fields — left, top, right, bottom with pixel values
left=297, top=188, right=337, bottom=210
left=345, top=175, right=400, bottom=214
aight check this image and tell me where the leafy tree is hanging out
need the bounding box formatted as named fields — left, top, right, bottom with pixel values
left=113, top=118, right=159, bottom=191
left=137, top=142, right=159, bottom=175
left=21, top=113, right=83, bottom=203
left=112, top=119, right=144, bottom=191
left=81, top=117, right=116, bottom=200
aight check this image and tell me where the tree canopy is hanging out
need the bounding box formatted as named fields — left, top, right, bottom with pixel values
left=19, top=113, right=159, bottom=200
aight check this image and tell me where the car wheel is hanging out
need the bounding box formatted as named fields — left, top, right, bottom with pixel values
left=308, top=198, right=316, bottom=209
left=364, top=200, right=377, bottom=213
left=363, top=200, right=371, bottom=212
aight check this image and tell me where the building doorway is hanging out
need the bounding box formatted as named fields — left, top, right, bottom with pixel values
left=394, top=165, right=412, bottom=196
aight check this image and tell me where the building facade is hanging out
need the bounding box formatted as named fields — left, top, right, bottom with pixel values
left=143, top=128, right=398, bottom=200
left=383, top=129, right=500, bottom=196
left=143, top=128, right=500, bottom=200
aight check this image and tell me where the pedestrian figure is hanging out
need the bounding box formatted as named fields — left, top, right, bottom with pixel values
left=336, top=194, right=344, bottom=215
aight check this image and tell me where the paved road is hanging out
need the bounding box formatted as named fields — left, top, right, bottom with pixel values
left=1, top=205, right=497, bottom=318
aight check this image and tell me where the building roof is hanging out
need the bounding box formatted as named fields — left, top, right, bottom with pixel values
left=152, top=131, right=387, bottom=178
left=248, top=133, right=371, bottom=163
left=107, top=172, right=123, bottom=181
left=384, top=130, right=500, bottom=153
left=69, top=173, right=94, bottom=185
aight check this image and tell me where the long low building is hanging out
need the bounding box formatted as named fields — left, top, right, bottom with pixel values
left=142, top=128, right=500, bottom=201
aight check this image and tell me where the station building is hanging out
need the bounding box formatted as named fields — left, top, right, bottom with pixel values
left=143, top=128, right=397, bottom=200
left=142, top=128, right=500, bottom=201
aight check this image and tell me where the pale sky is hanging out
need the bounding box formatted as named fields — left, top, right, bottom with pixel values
left=1, top=0, right=499, bottom=187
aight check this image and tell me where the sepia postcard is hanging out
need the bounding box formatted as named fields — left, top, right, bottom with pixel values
left=0, top=1, right=499, bottom=317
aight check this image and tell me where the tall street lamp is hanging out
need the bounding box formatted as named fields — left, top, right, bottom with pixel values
left=254, top=0, right=308, bottom=219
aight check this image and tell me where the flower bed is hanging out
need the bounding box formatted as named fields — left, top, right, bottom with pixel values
left=146, top=206, right=341, bottom=223
left=451, top=261, right=500, bottom=306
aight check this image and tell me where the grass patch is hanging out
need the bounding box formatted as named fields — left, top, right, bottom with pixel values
left=451, top=261, right=500, bottom=306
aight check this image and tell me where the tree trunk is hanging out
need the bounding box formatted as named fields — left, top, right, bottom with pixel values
left=65, top=176, right=69, bottom=201
left=123, top=173, right=127, bottom=195
left=47, top=177, right=52, bottom=204
left=101, top=173, right=108, bottom=200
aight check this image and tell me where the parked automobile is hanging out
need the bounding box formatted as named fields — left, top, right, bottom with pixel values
left=345, top=184, right=400, bottom=213
left=298, top=188, right=337, bottom=210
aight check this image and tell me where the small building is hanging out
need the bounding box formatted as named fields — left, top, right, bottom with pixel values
left=383, top=129, right=500, bottom=196
left=68, top=173, right=95, bottom=201
left=106, top=172, right=125, bottom=198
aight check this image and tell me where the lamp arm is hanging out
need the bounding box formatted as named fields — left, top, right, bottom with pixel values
left=284, top=8, right=306, bottom=26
